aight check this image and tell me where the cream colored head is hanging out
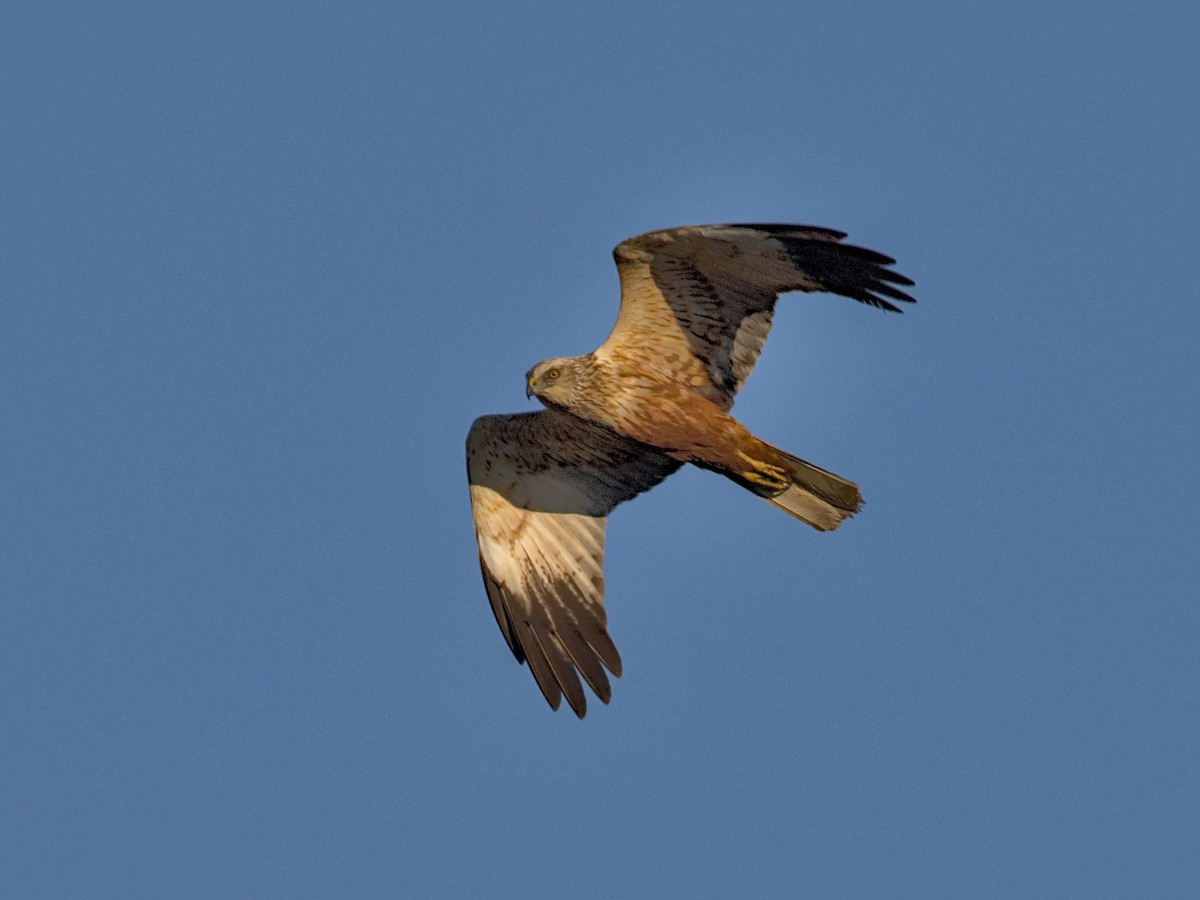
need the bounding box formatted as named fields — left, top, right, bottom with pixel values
left=525, top=357, right=582, bottom=407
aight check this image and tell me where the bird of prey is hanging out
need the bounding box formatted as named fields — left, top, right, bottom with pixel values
left=466, top=223, right=914, bottom=717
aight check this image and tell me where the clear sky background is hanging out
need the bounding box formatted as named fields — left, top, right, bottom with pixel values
left=3, top=2, right=1198, bottom=897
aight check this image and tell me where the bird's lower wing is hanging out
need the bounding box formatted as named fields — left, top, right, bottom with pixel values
left=466, top=409, right=681, bottom=717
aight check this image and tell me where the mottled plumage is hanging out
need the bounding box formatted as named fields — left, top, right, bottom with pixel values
left=467, top=224, right=914, bottom=716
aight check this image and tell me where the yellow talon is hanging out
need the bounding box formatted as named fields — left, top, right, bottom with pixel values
left=737, top=451, right=789, bottom=491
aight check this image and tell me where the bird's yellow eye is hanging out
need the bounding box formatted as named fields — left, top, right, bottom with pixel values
left=547, top=368, right=560, bottom=380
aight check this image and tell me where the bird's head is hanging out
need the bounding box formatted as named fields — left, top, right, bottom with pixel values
left=526, top=357, right=580, bottom=407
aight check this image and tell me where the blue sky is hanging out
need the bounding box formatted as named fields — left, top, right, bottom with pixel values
left=3, top=2, right=1198, bottom=897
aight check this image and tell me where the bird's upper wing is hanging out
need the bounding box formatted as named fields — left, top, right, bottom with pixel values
left=466, top=408, right=681, bottom=717
left=597, top=223, right=915, bottom=409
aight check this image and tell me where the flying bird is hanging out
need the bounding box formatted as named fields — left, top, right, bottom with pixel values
left=466, top=223, right=914, bottom=717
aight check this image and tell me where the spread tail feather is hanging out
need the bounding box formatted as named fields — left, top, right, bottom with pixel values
left=729, top=444, right=862, bottom=531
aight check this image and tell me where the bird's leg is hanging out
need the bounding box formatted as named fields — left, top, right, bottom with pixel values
left=735, top=450, right=790, bottom=492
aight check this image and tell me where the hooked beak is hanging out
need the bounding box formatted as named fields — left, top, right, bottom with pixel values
left=525, top=376, right=535, bottom=400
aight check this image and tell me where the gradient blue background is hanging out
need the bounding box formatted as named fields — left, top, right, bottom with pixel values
left=4, top=2, right=1197, bottom=897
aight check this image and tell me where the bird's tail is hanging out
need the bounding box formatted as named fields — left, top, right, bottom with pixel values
left=726, top=442, right=862, bottom=532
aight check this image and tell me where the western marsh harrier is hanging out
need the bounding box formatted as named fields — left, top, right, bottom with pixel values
left=467, top=224, right=914, bottom=716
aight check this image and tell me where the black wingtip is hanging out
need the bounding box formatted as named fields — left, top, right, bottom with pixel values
left=773, top=233, right=916, bottom=312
